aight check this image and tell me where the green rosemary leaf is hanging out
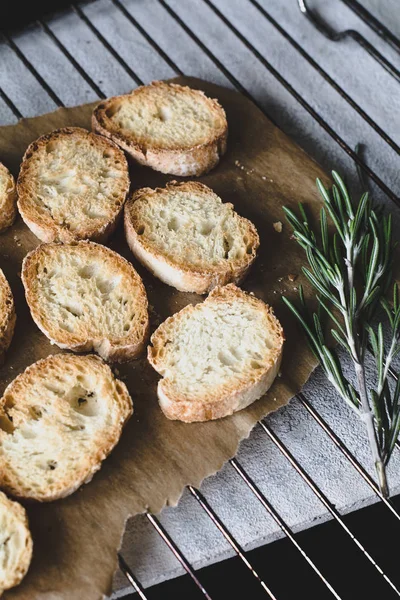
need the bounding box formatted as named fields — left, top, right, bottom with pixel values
left=393, top=302, right=400, bottom=333
left=320, top=346, right=349, bottom=400
left=282, top=206, right=306, bottom=234
left=332, top=185, right=349, bottom=235
left=317, top=296, right=346, bottom=334
left=352, top=192, right=369, bottom=238
left=332, top=170, right=354, bottom=219
left=368, top=326, right=379, bottom=358
left=302, top=267, right=341, bottom=309
left=320, top=207, right=329, bottom=256
left=363, top=286, right=381, bottom=309
left=281, top=296, right=321, bottom=361
left=361, top=233, right=371, bottom=279
left=384, top=214, right=392, bottom=265
left=364, top=217, right=380, bottom=295
left=348, top=384, right=360, bottom=408
left=317, top=179, right=345, bottom=241
left=298, top=203, right=309, bottom=228
left=330, top=329, right=351, bottom=353
left=377, top=323, right=384, bottom=385
left=380, top=298, right=394, bottom=329
left=313, top=313, right=325, bottom=346
left=316, top=178, right=331, bottom=205
left=332, top=234, right=343, bottom=277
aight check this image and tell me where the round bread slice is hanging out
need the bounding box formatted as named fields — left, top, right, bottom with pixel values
left=21, top=241, right=149, bottom=363
left=0, top=491, right=32, bottom=594
left=124, top=181, right=259, bottom=294
left=92, top=81, right=228, bottom=176
left=0, top=353, right=133, bottom=501
left=148, top=284, right=284, bottom=422
left=17, top=127, right=130, bottom=243
left=0, top=268, right=16, bottom=365
left=0, top=162, right=17, bottom=233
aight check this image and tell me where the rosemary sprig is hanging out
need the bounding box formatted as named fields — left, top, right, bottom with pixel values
left=282, top=171, right=400, bottom=498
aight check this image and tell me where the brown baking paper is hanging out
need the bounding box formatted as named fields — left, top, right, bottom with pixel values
left=0, top=78, right=329, bottom=599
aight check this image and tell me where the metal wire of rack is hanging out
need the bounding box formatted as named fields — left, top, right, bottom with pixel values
left=297, top=0, right=400, bottom=84
left=1, top=1, right=400, bottom=598
left=340, top=0, right=400, bottom=54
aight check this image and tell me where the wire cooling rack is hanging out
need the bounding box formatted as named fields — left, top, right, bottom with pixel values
left=1, top=1, right=400, bottom=598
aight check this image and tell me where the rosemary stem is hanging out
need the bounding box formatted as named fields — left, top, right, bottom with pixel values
left=341, top=247, right=389, bottom=497
left=354, top=360, right=389, bottom=498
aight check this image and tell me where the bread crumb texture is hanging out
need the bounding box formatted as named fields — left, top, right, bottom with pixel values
left=125, top=181, right=259, bottom=293
left=22, top=241, right=149, bottom=362
left=17, top=127, right=129, bottom=243
left=93, top=82, right=228, bottom=176
left=148, top=284, right=284, bottom=422
left=0, top=162, right=17, bottom=233
left=0, top=353, right=133, bottom=501
left=0, top=268, right=16, bottom=365
left=0, top=491, right=32, bottom=594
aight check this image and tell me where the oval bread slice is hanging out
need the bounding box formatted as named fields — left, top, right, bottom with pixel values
left=92, top=81, right=228, bottom=176
left=124, top=181, right=259, bottom=294
left=0, top=268, right=16, bottom=365
left=0, top=353, right=133, bottom=501
left=21, top=241, right=149, bottom=362
left=17, top=127, right=130, bottom=243
left=0, top=491, right=32, bottom=594
left=0, top=163, right=17, bottom=233
left=148, top=284, right=284, bottom=422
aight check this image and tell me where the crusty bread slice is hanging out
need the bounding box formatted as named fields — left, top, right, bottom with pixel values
left=0, top=491, right=32, bottom=594
left=0, top=162, right=17, bottom=233
left=17, top=127, right=130, bottom=243
left=124, top=181, right=259, bottom=294
left=21, top=241, right=149, bottom=362
left=148, top=284, right=284, bottom=422
left=0, top=353, right=133, bottom=501
left=92, top=81, right=228, bottom=176
left=0, top=268, right=16, bottom=365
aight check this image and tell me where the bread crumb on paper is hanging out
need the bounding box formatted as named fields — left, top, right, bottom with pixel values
left=273, top=221, right=283, bottom=233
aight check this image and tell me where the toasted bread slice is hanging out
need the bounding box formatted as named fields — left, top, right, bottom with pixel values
left=148, top=284, right=284, bottom=422
left=92, top=81, right=228, bottom=176
left=124, top=181, right=259, bottom=294
left=0, top=491, right=32, bottom=594
left=0, top=353, right=133, bottom=501
left=0, top=268, right=16, bottom=365
left=0, top=163, right=17, bottom=233
left=17, top=127, right=130, bottom=243
left=22, top=241, right=149, bottom=362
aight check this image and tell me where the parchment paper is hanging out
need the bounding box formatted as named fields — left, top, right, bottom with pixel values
left=0, top=78, right=329, bottom=599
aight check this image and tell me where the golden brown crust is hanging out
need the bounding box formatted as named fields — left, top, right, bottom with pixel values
left=0, top=491, right=33, bottom=594
left=0, top=163, right=17, bottom=233
left=148, top=285, right=284, bottom=422
left=21, top=241, right=149, bottom=362
left=92, top=81, right=228, bottom=176
left=0, top=354, right=133, bottom=502
left=0, top=269, right=16, bottom=366
left=17, top=127, right=130, bottom=243
left=124, top=181, right=259, bottom=294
